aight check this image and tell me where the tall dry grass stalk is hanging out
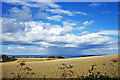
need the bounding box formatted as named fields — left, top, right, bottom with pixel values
left=11, top=61, right=35, bottom=79
left=58, top=63, right=75, bottom=79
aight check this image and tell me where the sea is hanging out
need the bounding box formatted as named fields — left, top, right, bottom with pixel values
left=6, top=54, right=108, bottom=58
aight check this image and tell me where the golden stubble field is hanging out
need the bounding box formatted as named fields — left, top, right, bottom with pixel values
left=2, top=54, right=119, bottom=78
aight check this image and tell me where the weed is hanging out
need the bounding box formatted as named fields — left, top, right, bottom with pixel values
left=11, top=61, right=35, bottom=79
left=58, top=63, right=74, bottom=79
left=111, top=58, right=118, bottom=63
left=80, top=64, right=111, bottom=79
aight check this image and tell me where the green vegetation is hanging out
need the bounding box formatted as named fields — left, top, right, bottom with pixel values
left=1, top=54, right=17, bottom=62
left=56, top=56, right=64, bottom=59
left=48, top=56, right=55, bottom=58
left=47, top=56, right=64, bottom=59
left=9, top=55, right=65, bottom=59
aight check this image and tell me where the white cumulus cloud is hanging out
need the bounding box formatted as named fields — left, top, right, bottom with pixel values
left=47, top=15, right=63, bottom=21
left=98, top=30, right=118, bottom=35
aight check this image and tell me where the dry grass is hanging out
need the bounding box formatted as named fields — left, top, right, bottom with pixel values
left=10, top=60, right=35, bottom=79
left=2, top=54, right=119, bottom=78
left=16, top=58, right=54, bottom=62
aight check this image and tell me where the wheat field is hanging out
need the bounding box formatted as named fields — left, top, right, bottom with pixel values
left=2, top=54, right=119, bottom=78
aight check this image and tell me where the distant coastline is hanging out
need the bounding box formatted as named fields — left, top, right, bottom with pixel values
left=6, top=54, right=109, bottom=58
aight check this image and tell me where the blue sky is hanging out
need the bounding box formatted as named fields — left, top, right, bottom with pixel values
left=0, top=1, right=118, bottom=55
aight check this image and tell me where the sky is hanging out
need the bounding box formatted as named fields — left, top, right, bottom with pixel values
left=0, top=0, right=119, bottom=55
